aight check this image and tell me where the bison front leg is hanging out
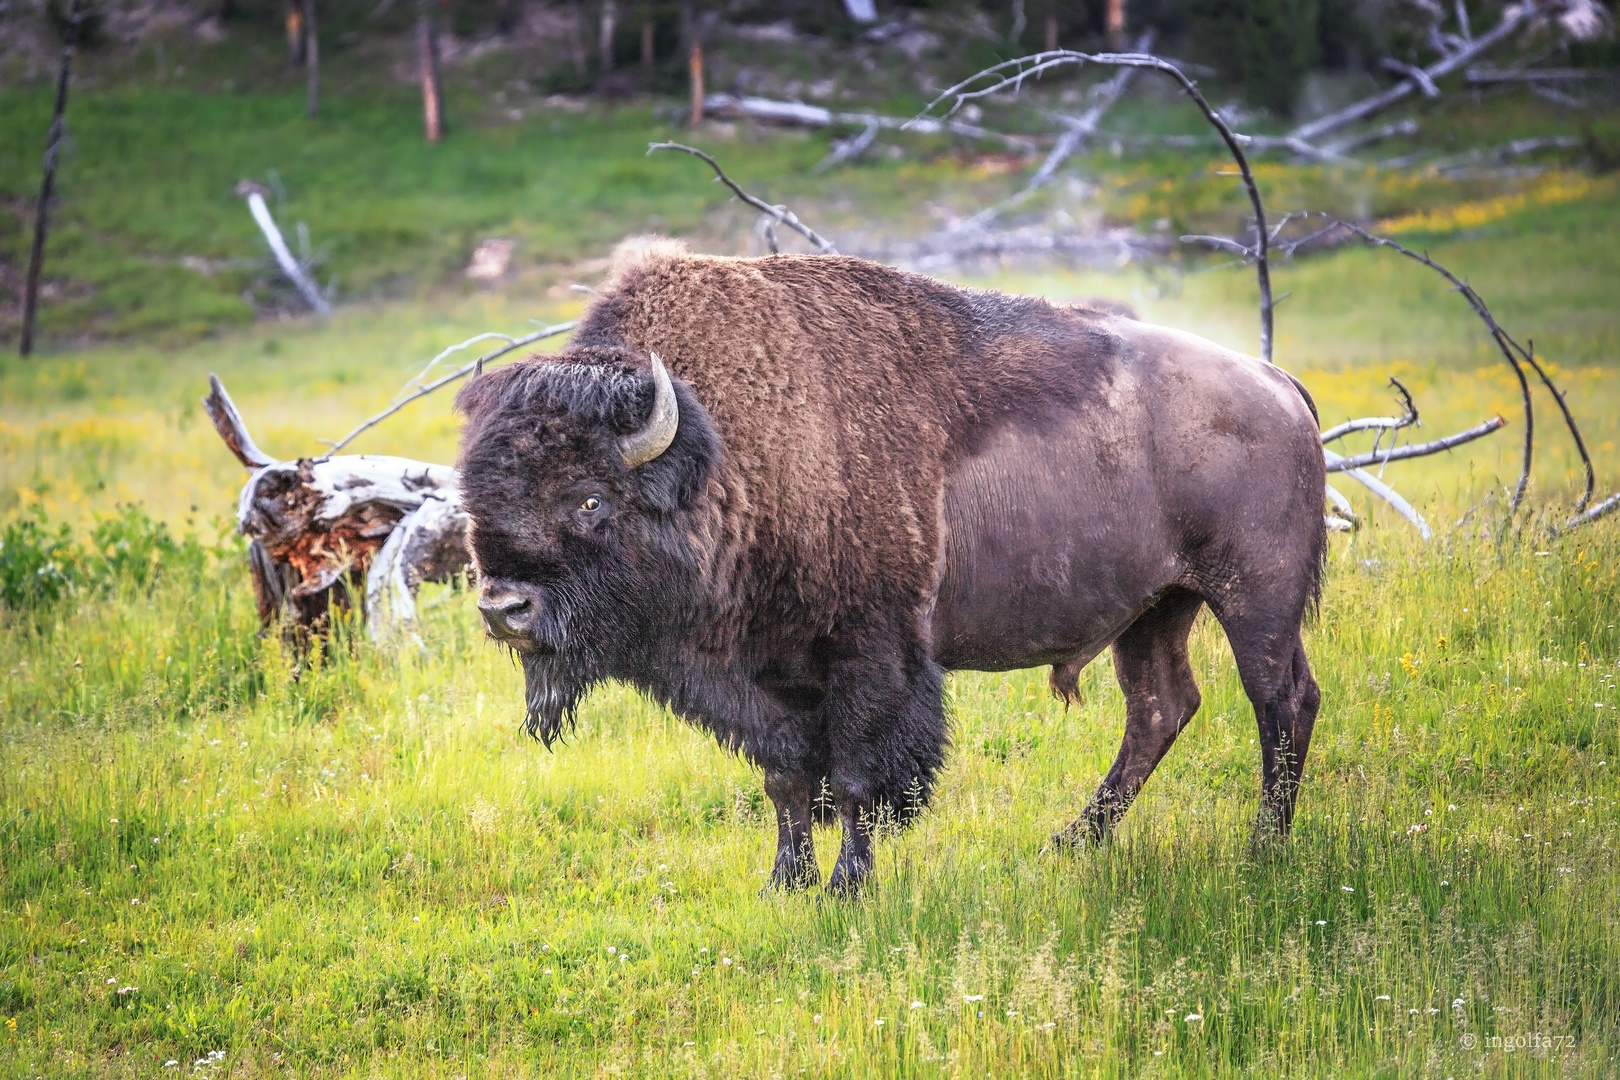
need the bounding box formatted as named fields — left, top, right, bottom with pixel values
left=762, top=772, right=819, bottom=891
left=826, top=799, right=874, bottom=897
left=820, top=639, right=947, bottom=897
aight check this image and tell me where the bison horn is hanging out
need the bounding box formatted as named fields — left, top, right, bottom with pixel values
left=618, top=352, right=679, bottom=468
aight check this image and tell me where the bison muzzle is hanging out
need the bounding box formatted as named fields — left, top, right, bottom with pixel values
left=456, top=242, right=1326, bottom=895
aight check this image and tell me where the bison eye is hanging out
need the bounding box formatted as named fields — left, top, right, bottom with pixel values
left=579, top=495, right=603, bottom=513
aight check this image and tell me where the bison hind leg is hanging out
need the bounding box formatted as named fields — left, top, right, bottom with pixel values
left=1052, top=588, right=1205, bottom=850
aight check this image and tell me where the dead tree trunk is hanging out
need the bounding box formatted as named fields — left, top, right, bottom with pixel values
left=689, top=41, right=704, bottom=125
left=286, top=3, right=305, bottom=64
left=19, top=0, right=79, bottom=359
left=1106, top=0, right=1125, bottom=46
left=304, top=0, right=319, bottom=117
left=599, top=0, right=617, bottom=72
left=569, top=0, right=588, bottom=76
left=417, top=0, right=443, bottom=142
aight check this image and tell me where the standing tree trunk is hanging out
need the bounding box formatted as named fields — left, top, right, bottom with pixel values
left=568, top=0, right=587, bottom=76
left=286, top=4, right=305, bottom=64
left=19, top=0, right=79, bottom=359
left=641, top=17, right=654, bottom=68
left=417, top=0, right=443, bottom=141
left=304, top=0, right=319, bottom=117
left=1045, top=11, right=1058, bottom=51
left=688, top=40, right=703, bottom=125
left=1106, top=0, right=1126, bottom=46
left=599, top=0, right=617, bottom=72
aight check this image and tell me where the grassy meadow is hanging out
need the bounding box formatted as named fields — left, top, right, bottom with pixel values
left=4, top=74, right=1620, bottom=1077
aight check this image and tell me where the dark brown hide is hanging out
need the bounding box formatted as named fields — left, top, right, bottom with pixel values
left=458, top=241, right=1326, bottom=893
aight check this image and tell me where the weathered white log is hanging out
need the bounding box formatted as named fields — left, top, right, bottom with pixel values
left=205, top=374, right=470, bottom=636
left=1559, top=490, right=1620, bottom=533
left=366, top=494, right=472, bottom=640
left=1464, top=66, right=1620, bottom=84
left=235, top=184, right=331, bottom=316
left=1325, top=483, right=1358, bottom=520
left=1324, top=447, right=1433, bottom=540
left=1290, top=4, right=1534, bottom=143
left=701, top=93, right=1038, bottom=151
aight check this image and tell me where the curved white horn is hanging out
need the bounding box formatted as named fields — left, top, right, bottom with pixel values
left=618, top=353, right=679, bottom=468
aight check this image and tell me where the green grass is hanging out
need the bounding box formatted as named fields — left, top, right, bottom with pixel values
left=1, top=475, right=1617, bottom=1077
left=3, top=60, right=1620, bottom=1075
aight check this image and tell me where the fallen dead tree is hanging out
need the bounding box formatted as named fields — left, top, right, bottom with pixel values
left=205, top=375, right=469, bottom=640
left=700, top=92, right=1039, bottom=153
left=1465, top=66, right=1620, bottom=84
left=866, top=222, right=1169, bottom=273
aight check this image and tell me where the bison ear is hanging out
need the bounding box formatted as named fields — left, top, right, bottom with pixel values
left=454, top=364, right=507, bottom=418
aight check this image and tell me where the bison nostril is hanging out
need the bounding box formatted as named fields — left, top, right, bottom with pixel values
left=477, top=594, right=531, bottom=632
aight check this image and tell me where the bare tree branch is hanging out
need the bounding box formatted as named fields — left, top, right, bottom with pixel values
left=1290, top=3, right=1538, bottom=143
left=319, top=320, right=575, bottom=458
left=814, top=123, right=880, bottom=172
left=1559, top=490, right=1620, bottom=533
left=202, top=374, right=277, bottom=469
left=1325, top=448, right=1434, bottom=539
left=1324, top=119, right=1421, bottom=156
left=1188, top=211, right=1596, bottom=518
left=235, top=182, right=331, bottom=316
left=1381, top=57, right=1441, bottom=98
left=1303, top=216, right=1593, bottom=514
left=648, top=142, right=838, bottom=254
left=916, top=48, right=1277, bottom=362
left=1320, top=377, right=1418, bottom=444
left=955, top=30, right=1157, bottom=232
left=1325, top=416, right=1507, bottom=471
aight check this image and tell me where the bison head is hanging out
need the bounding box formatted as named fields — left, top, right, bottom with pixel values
left=455, top=347, right=721, bottom=745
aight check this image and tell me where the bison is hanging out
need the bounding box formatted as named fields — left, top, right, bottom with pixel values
left=457, top=241, right=1325, bottom=895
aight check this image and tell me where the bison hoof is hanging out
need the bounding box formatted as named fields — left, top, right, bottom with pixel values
left=825, top=859, right=870, bottom=899
left=1046, top=816, right=1108, bottom=853
left=763, top=864, right=820, bottom=895
left=1248, top=805, right=1292, bottom=849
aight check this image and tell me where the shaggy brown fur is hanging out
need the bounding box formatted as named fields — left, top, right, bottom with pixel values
left=458, top=240, right=1327, bottom=894
left=569, top=240, right=1120, bottom=637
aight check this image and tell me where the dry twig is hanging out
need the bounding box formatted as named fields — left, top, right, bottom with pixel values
left=320, top=320, right=575, bottom=458
left=648, top=141, right=838, bottom=254
left=956, top=30, right=1156, bottom=232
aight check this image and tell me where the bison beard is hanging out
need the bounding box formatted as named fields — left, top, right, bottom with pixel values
left=519, top=635, right=593, bottom=749
left=459, top=242, right=1328, bottom=897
